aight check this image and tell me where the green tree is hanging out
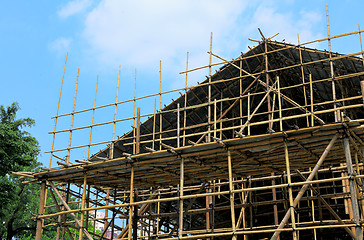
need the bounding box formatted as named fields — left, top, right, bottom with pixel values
left=0, top=102, right=40, bottom=239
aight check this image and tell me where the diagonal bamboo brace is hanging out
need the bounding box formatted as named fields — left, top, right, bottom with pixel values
left=49, top=181, right=94, bottom=240
left=296, top=170, right=356, bottom=239
left=270, top=133, right=339, bottom=240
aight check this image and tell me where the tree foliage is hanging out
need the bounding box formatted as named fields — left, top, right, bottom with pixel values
left=0, top=103, right=102, bottom=239
left=0, top=103, right=40, bottom=239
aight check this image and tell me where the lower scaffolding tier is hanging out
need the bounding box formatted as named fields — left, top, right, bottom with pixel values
left=30, top=121, right=364, bottom=240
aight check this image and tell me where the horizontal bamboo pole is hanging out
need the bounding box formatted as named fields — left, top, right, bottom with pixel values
left=38, top=123, right=364, bottom=177
left=179, top=29, right=364, bottom=74
left=158, top=224, right=358, bottom=240
left=37, top=174, right=364, bottom=219
left=51, top=44, right=364, bottom=122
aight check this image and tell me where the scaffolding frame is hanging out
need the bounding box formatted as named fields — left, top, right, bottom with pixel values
left=13, top=8, right=364, bottom=240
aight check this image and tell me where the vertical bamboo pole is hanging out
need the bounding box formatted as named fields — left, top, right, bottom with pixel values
left=128, top=166, right=134, bottom=240
left=359, top=24, right=364, bottom=68
left=136, top=107, right=141, bottom=154
left=50, top=52, right=68, bottom=168
left=206, top=186, right=211, bottom=237
left=214, top=99, right=217, bottom=139
left=183, top=52, right=189, bottom=146
left=239, top=57, right=243, bottom=126
left=159, top=61, right=163, bottom=151
left=133, top=192, right=138, bottom=240
left=358, top=25, right=364, bottom=105
left=104, top=189, right=110, bottom=239
left=310, top=74, right=314, bottom=127
left=236, top=179, right=247, bottom=240
left=156, top=191, right=160, bottom=238
left=179, top=157, right=184, bottom=239
left=78, top=174, right=87, bottom=240
left=67, top=68, right=79, bottom=163
left=153, top=99, right=156, bottom=150
left=248, top=93, right=251, bottom=135
left=93, top=190, right=99, bottom=235
left=208, top=32, right=213, bottom=143
left=309, top=167, right=317, bottom=240
left=61, top=68, right=79, bottom=240
left=264, top=37, right=272, bottom=130
left=85, top=184, right=91, bottom=232
left=297, top=34, right=309, bottom=127
left=110, top=66, right=121, bottom=159
left=271, top=134, right=338, bottom=240
left=112, top=189, right=116, bottom=239
left=277, top=76, right=283, bottom=132
left=326, top=4, right=340, bottom=122
left=355, top=149, right=364, bottom=218
left=133, top=69, right=137, bottom=154
left=212, top=181, right=216, bottom=240
left=122, top=190, right=126, bottom=229
left=220, top=92, right=223, bottom=139
left=284, top=140, right=297, bottom=240
left=343, top=137, right=363, bottom=240
left=227, top=150, right=237, bottom=240
left=35, top=181, right=46, bottom=240
left=272, top=173, right=279, bottom=230
left=177, top=103, right=180, bottom=148
left=87, top=76, right=98, bottom=159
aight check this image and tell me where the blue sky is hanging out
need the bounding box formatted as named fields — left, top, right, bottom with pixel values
left=1, top=0, right=363, bottom=167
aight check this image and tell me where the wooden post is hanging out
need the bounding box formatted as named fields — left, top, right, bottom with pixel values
left=35, top=181, right=46, bottom=240
left=344, top=137, right=363, bottom=240
left=79, top=174, right=87, bottom=240
left=227, top=150, right=237, bottom=240
left=284, top=140, right=298, bottom=240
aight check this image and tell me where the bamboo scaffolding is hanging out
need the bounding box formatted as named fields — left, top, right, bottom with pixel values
left=31, top=26, right=364, bottom=240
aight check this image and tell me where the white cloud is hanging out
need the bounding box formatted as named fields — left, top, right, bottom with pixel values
left=58, top=0, right=92, bottom=18
left=49, top=37, right=72, bottom=54
left=242, top=2, right=323, bottom=47
left=59, top=0, right=324, bottom=89
left=82, top=0, right=248, bottom=74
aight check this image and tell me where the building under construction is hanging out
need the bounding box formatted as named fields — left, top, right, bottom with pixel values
left=15, top=10, right=364, bottom=240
